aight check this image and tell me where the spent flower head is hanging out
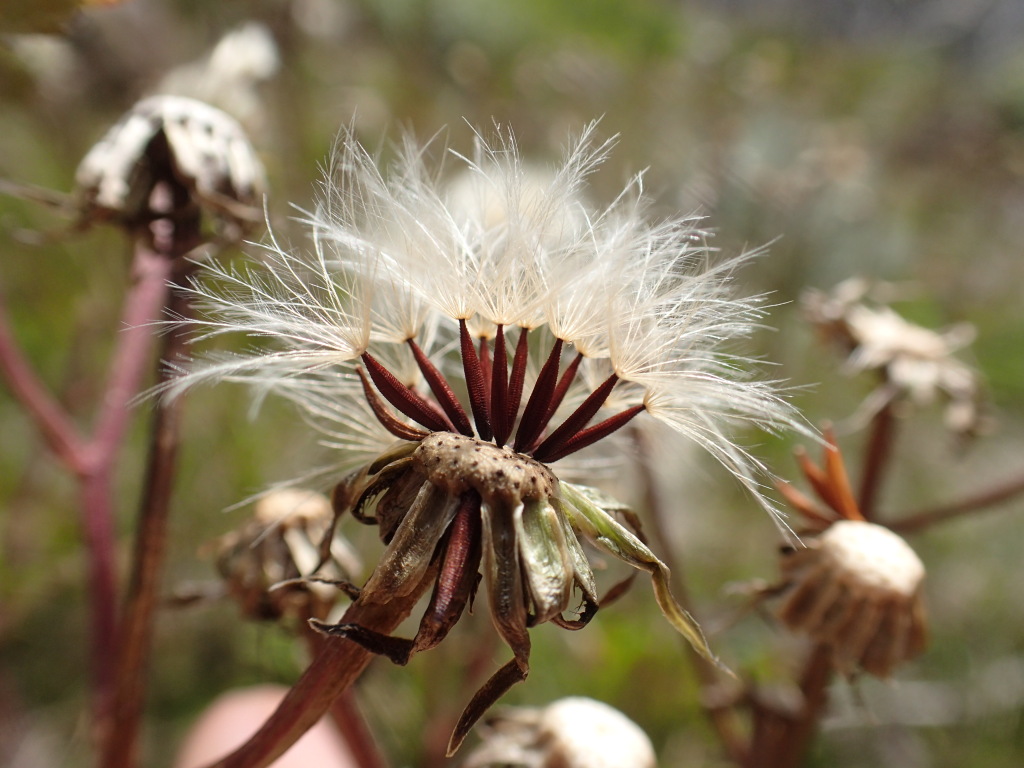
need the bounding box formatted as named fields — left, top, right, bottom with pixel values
left=773, top=431, right=927, bottom=677
left=172, top=122, right=801, bottom=752
left=803, top=277, right=984, bottom=437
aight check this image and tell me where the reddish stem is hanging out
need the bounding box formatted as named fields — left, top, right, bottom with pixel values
left=857, top=401, right=896, bottom=520
left=889, top=470, right=1024, bottom=533
left=0, top=290, right=87, bottom=473
left=101, top=276, right=191, bottom=768
left=203, top=574, right=434, bottom=768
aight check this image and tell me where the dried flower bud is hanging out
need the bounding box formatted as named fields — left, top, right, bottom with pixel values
left=771, top=432, right=928, bottom=677
left=461, top=697, right=656, bottom=768
left=802, top=278, right=984, bottom=437
left=75, top=94, right=264, bottom=237
left=778, top=519, right=927, bottom=677
left=214, top=489, right=359, bottom=622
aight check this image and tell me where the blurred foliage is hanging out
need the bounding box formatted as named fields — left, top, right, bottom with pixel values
left=2, top=1, right=1024, bottom=766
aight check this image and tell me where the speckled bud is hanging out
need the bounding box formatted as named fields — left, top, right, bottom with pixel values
left=75, top=94, right=264, bottom=236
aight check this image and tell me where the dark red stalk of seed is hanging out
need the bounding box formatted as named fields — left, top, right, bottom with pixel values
left=534, top=403, right=645, bottom=462
left=504, top=328, right=530, bottom=442
left=357, top=367, right=430, bottom=442
left=459, top=319, right=493, bottom=441
left=513, top=337, right=563, bottom=452
left=478, top=336, right=492, bottom=407
left=490, top=325, right=511, bottom=446
left=540, top=351, right=583, bottom=428
left=361, top=352, right=453, bottom=433
left=407, top=339, right=474, bottom=436
left=530, top=372, right=618, bottom=458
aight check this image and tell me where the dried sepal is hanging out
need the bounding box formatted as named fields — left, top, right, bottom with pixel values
left=558, top=482, right=721, bottom=669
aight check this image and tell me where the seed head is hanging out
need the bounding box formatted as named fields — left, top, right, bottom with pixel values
left=461, top=697, right=657, bottom=768
left=803, top=277, right=984, bottom=437
left=213, top=488, right=358, bottom=622
left=173, top=122, right=804, bottom=750
left=773, top=433, right=927, bottom=677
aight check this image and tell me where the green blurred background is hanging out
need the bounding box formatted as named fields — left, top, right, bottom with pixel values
left=2, top=1, right=1024, bottom=766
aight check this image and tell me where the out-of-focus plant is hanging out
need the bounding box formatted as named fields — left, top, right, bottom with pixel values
left=0, top=92, right=263, bottom=766
left=4, top=3, right=1024, bottom=768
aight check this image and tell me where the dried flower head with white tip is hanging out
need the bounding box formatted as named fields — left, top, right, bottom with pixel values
left=461, top=696, right=656, bottom=768
left=75, top=95, right=265, bottom=238
left=773, top=433, right=927, bottom=677
left=802, top=277, right=983, bottom=437
left=173, top=122, right=802, bottom=751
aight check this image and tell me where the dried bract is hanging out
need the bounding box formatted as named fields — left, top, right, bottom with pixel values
left=461, top=696, right=656, bottom=768
left=802, top=278, right=983, bottom=436
left=75, top=95, right=264, bottom=238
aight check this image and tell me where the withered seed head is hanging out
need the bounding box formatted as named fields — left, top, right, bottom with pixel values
left=214, top=489, right=357, bottom=622
left=414, top=432, right=557, bottom=507
left=778, top=520, right=927, bottom=677
left=462, top=696, right=657, bottom=768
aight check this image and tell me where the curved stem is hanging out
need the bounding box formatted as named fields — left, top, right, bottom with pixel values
left=203, top=573, right=434, bottom=768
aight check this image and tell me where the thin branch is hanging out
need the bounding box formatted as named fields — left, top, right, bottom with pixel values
left=857, top=401, right=897, bottom=520
left=0, top=290, right=87, bottom=473
left=90, top=247, right=176, bottom=467
left=100, top=280, right=192, bottom=768
left=100, top=195, right=204, bottom=767
left=747, top=644, right=833, bottom=768
left=888, top=471, right=1024, bottom=534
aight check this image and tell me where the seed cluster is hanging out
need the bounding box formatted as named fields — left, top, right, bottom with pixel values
left=414, top=432, right=558, bottom=506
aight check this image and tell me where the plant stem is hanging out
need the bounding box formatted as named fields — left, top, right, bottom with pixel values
left=100, top=278, right=191, bottom=768
left=857, top=400, right=896, bottom=520
left=99, top=184, right=204, bottom=764
left=747, top=644, right=832, bottom=768
left=301, top=612, right=390, bottom=768
left=889, top=470, right=1024, bottom=533
left=0, top=290, right=86, bottom=472
left=204, top=575, right=434, bottom=768
left=1, top=236, right=175, bottom=732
